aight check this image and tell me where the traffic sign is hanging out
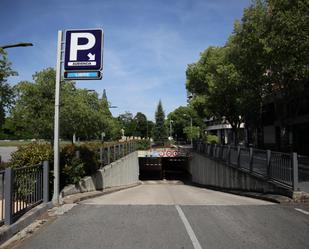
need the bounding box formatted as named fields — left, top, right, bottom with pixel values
left=64, top=71, right=102, bottom=80
left=64, top=29, right=103, bottom=71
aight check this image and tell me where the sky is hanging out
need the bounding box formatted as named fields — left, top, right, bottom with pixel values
left=1, top=0, right=251, bottom=121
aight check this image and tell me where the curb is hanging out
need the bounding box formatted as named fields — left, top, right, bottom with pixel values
left=0, top=202, right=53, bottom=245
left=227, top=191, right=293, bottom=204
left=189, top=182, right=293, bottom=204
left=61, top=182, right=142, bottom=204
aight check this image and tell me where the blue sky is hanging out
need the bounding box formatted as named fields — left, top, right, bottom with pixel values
left=1, top=0, right=251, bottom=120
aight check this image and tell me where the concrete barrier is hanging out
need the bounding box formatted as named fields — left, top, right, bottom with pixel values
left=60, top=151, right=139, bottom=197
left=189, top=152, right=292, bottom=197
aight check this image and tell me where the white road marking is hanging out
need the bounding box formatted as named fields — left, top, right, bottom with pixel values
left=295, top=208, right=309, bottom=215
left=175, top=205, right=203, bottom=249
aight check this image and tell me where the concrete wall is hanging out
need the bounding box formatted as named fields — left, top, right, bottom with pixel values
left=189, top=152, right=291, bottom=196
left=61, top=151, right=139, bottom=197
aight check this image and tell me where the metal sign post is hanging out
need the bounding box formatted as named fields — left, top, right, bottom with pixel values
left=53, top=28, right=103, bottom=205
left=53, top=30, right=63, bottom=205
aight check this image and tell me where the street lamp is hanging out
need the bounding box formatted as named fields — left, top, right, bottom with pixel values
left=169, top=119, right=174, bottom=139
left=0, top=42, right=33, bottom=49
left=183, top=114, right=193, bottom=148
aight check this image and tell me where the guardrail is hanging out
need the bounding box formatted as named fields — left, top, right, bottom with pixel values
left=194, top=142, right=302, bottom=191
left=0, top=161, right=49, bottom=226
left=98, top=141, right=138, bottom=167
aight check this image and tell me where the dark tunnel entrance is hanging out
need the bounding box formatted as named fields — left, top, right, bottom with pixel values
left=138, top=156, right=190, bottom=181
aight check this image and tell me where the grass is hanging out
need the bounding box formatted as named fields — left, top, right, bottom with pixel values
left=0, top=140, right=122, bottom=147
left=0, top=140, right=32, bottom=147
left=0, top=139, right=71, bottom=147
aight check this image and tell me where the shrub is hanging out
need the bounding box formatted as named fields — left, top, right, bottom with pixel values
left=78, top=145, right=99, bottom=176
left=206, top=134, right=219, bottom=144
left=136, top=140, right=150, bottom=150
left=60, top=144, right=99, bottom=187
left=61, top=156, right=85, bottom=185
left=9, top=143, right=53, bottom=168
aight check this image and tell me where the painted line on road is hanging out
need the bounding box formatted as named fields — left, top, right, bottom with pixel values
left=295, top=208, right=309, bottom=215
left=175, top=205, right=202, bottom=249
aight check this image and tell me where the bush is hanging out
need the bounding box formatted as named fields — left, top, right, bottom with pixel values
left=136, top=140, right=150, bottom=150
left=60, top=144, right=99, bottom=187
left=9, top=143, right=53, bottom=168
left=78, top=145, right=99, bottom=176
left=206, top=134, right=218, bottom=144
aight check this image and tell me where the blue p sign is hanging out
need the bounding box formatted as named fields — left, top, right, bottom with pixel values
left=64, top=29, right=103, bottom=71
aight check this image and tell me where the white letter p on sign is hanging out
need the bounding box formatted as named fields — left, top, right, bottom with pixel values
left=70, top=33, right=95, bottom=61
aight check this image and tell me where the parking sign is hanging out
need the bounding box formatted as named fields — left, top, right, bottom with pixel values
left=64, top=29, right=103, bottom=71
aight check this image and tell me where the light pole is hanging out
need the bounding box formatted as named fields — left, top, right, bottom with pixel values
left=169, top=119, right=173, bottom=139
left=183, top=114, right=193, bottom=147
left=0, top=42, right=33, bottom=49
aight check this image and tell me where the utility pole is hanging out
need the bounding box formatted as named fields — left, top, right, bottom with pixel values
left=53, top=30, right=63, bottom=205
left=169, top=119, right=173, bottom=139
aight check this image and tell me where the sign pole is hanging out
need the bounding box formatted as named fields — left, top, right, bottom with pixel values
left=53, top=30, right=63, bottom=205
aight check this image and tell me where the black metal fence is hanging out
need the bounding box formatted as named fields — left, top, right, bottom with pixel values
left=0, top=161, right=49, bottom=226
left=194, top=142, right=301, bottom=190
left=98, top=141, right=138, bottom=167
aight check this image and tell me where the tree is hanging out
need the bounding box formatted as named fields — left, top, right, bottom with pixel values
left=231, top=0, right=309, bottom=147
left=133, top=112, right=148, bottom=138
left=167, top=106, right=202, bottom=141
left=147, top=120, right=155, bottom=138
left=153, top=100, right=167, bottom=144
left=0, top=49, right=17, bottom=128
left=186, top=46, right=246, bottom=144
left=10, top=68, right=120, bottom=140
left=183, top=126, right=200, bottom=140
left=117, top=112, right=136, bottom=137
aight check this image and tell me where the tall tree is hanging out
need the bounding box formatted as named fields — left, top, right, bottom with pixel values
left=117, top=112, right=136, bottom=136
left=153, top=100, right=167, bottom=143
left=10, top=68, right=120, bottom=140
left=167, top=106, right=202, bottom=141
left=133, top=112, right=148, bottom=138
left=0, top=49, right=17, bottom=128
left=231, top=0, right=309, bottom=147
left=186, top=46, right=245, bottom=144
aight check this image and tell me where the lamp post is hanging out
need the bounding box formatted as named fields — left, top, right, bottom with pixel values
left=0, top=42, right=33, bottom=49
left=169, top=119, right=173, bottom=140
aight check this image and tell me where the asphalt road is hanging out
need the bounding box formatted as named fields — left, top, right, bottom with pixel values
left=0, top=147, right=18, bottom=163
left=14, top=183, right=309, bottom=249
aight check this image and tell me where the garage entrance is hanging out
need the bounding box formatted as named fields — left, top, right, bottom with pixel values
left=138, top=156, right=190, bottom=181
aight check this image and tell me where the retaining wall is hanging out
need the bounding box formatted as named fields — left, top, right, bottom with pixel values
left=189, top=152, right=292, bottom=197
left=61, top=151, right=139, bottom=197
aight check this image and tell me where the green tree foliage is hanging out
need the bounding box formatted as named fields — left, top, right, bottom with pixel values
left=118, top=112, right=136, bottom=136
left=232, top=0, right=309, bottom=143
left=133, top=112, right=148, bottom=138
left=186, top=46, right=245, bottom=143
left=186, top=0, right=309, bottom=145
left=153, top=100, right=167, bottom=143
left=118, top=112, right=151, bottom=138
left=183, top=126, right=200, bottom=140
left=167, top=106, right=202, bottom=141
left=0, top=49, right=17, bottom=128
left=9, top=68, right=120, bottom=140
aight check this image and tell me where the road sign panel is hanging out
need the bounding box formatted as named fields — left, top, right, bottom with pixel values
left=64, top=29, right=103, bottom=71
left=64, top=71, right=102, bottom=80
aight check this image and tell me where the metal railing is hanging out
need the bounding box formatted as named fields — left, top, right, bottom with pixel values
left=0, top=161, right=49, bottom=226
left=98, top=141, right=138, bottom=167
left=193, top=142, right=301, bottom=190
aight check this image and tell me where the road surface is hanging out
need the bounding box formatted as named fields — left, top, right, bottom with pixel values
left=14, top=182, right=309, bottom=249
left=0, top=147, right=17, bottom=163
